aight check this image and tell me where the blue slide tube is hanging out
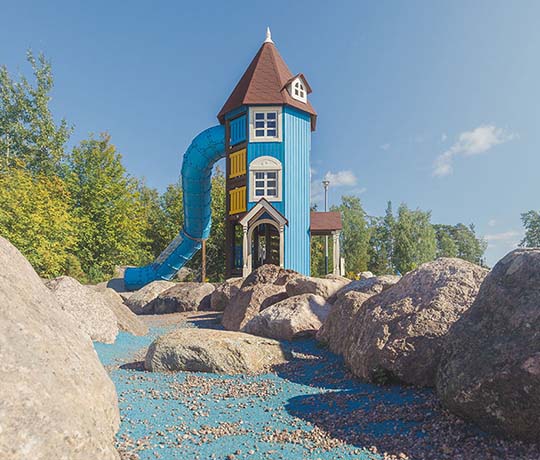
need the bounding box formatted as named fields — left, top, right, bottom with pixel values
left=124, top=125, right=225, bottom=290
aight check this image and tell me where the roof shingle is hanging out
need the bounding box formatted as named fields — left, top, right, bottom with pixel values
left=217, top=42, right=317, bottom=130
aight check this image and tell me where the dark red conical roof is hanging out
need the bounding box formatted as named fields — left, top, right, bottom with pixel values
left=217, top=41, right=317, bottom=130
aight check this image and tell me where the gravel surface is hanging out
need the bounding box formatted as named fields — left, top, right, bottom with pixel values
left=95, top=312, right=540, bottom=460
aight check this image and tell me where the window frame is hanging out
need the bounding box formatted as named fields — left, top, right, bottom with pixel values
left=289, top=77, right=308, bottom=103
left=249, top=106, right=282, bottom=142
left=249, top=156, right=283, bottom=202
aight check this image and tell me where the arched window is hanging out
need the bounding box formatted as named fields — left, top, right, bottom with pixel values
left=249, top=156, right=283, bottom=202
left=290, top=77, right=307, bottom=103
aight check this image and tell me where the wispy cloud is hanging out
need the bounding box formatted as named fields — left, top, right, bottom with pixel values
left=323, top=170, right=358, bottom=187
left=433, top=125, right=516, bottom=177
left=441, top=133, right=448, bottom=142
left=380, top=143, right=391, bottom=151
left=311, top=170, right=362, bottom=204
left=484, top=229, right=522, bottom=250
left=487, top=219, right=497, bottom=227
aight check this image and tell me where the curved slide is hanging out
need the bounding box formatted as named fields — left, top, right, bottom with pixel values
left=124, top=125, right=225, bottom=290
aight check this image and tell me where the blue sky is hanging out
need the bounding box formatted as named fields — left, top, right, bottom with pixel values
left=1, top=0, right=538, bottom=266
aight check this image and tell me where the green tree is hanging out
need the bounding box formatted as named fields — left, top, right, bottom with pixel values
left=186, top=169, right=227, bottom=281
left=434, top=223, right=486, bottom=264
left=0, top=51, right=71, bottom=174
left=368, top=201, right=396, bottom=274
left=520, top=210, right=540, bottom=247
left=392, top=204, right=437, bottom=274
left=67, top=133, right=149, bottom=281
left=0, top=163, right=76, bottom=277
left=332, top=195, right=370, bottom=275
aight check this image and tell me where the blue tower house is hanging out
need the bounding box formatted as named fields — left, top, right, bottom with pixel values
left=219, top=29, right=317, bottom=278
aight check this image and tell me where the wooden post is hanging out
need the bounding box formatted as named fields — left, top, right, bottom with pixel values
left=201, top=239, right=207, bottom=282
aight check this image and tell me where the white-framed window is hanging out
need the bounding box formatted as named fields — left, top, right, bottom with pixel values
left=249, top=107, right=282, bottom=142
left=249, top=156, right=282, bottom=202
left=289, top=77, right=307, bottom=103
left=254, top=171, right=278, bottom=198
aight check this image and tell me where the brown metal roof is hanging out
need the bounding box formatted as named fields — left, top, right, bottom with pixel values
left=217, top=42, right=317, bottom=130
left=310, top=212, right=343, bottom=234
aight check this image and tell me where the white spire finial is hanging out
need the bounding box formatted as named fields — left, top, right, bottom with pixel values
left=264, top=27, right=273, bottom=44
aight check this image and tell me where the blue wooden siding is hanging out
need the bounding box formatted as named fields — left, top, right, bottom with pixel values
left=283, top=107, right=311, bottom=275
left=246, top=141, right=285, bottom=215
left=229, top=115, right=246, bottom=146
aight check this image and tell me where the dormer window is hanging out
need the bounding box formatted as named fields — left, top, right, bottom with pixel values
left=289, top=77, right=308, bottom=103
left=249, top=107, right=282, bottom=142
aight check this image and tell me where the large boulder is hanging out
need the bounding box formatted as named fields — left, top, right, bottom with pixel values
left=46, top=276, right=118, bottom=344
left=437, top=249, right=540, bottom=441
left=330, top=275, right=400, bottom=303
left=0, top=237, right=119, bottom=459
left=222, top=283, right=288, bottom=331
left=90, top=285, right=148, bottom=336
left=145, top=328, right=287, bottom=374
left=317, top=291, right=372, bottom=355
left=241, top=264, right=300, bottom=288
left=344, top=258, right=488, bottom=387
left=125, top=280, right=175, bottom=315
left=286, top=275, right=350, bottom=300
left=210, top=277, right=243, bottom=311
left=244, top=294, right=331, bottom=341
left=151, top=282, right=215, bottom=314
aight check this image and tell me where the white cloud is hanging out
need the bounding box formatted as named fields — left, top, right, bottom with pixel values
left=488, top=219, right=497, bottom=227
left=433, top=125, right=516, bottom=177
left=441, top=133, right=448, bottom=142
left=323, top=170, right=357, bottom=187
left=311, top=170, right=362, bottom=205
left=380, top=143, right=391, bottom=151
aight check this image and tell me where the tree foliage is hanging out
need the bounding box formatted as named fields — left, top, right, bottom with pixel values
left=392, top=204, right=437, bottom=274
left=0, top=163, right=76, bottom=276
left=331, top=195, right=370, bottom=275
left=66, top=133, right=150, bottom=281
left=0, top=51, right=71, bottom=174
left=520, top=210, right=540, bottom=247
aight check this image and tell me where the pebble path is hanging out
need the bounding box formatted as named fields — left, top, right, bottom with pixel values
left=95, top=312, right=540, bottom=460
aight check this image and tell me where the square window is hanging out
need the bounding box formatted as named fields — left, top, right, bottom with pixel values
left=267, top=112, right=277, bottom=120
left=255, top=121, right=265, bottom=128
left=255, top=181, right=265, bottom=187
left=255, top=172, right=264, bottom=179
left=267, top=180, right=277, bottom=188
left=255, top=189, right=265, bottom=196
left=255, top=129, right=265, bottom=136
left=266, top=172, right=277, bottom=179
left=255, top=113, right=265, bottom=120
left=267, top=121, right=276, bottom=128
left=267, top=129, right=276, bottom=137
left=267, top=188, right=277, bottom=196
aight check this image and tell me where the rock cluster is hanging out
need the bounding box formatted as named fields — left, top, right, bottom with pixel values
left=211, top=277, right=243, bottom=311
left=46, top=276, right=119, bottom=344
left=244, top=293, right=331, bottom=341
left=151, top=282, right=215, bottom=314
left=221, top=265, right=293, bottom=331
left=343, top=258, right=488, bottom=387
left=317, top=291, right=372, bottom=355
left=89, top=285, right=148, bottom=336
left=0, top=237, right=119, bottom=460
left=125, top=280, right=175, bottom=314
left=437, top=249, right=540, bottom=442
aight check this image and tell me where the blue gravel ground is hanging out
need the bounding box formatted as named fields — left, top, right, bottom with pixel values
left=95, top=314, right=540, bottom=460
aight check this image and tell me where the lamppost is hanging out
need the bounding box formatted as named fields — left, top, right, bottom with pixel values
left=322, top=179, right=330, bottom=274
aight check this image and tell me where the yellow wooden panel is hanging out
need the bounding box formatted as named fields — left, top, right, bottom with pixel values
left=229, top=149, right=246, bottom=178
left=229, top=186, right=246, bottom=215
